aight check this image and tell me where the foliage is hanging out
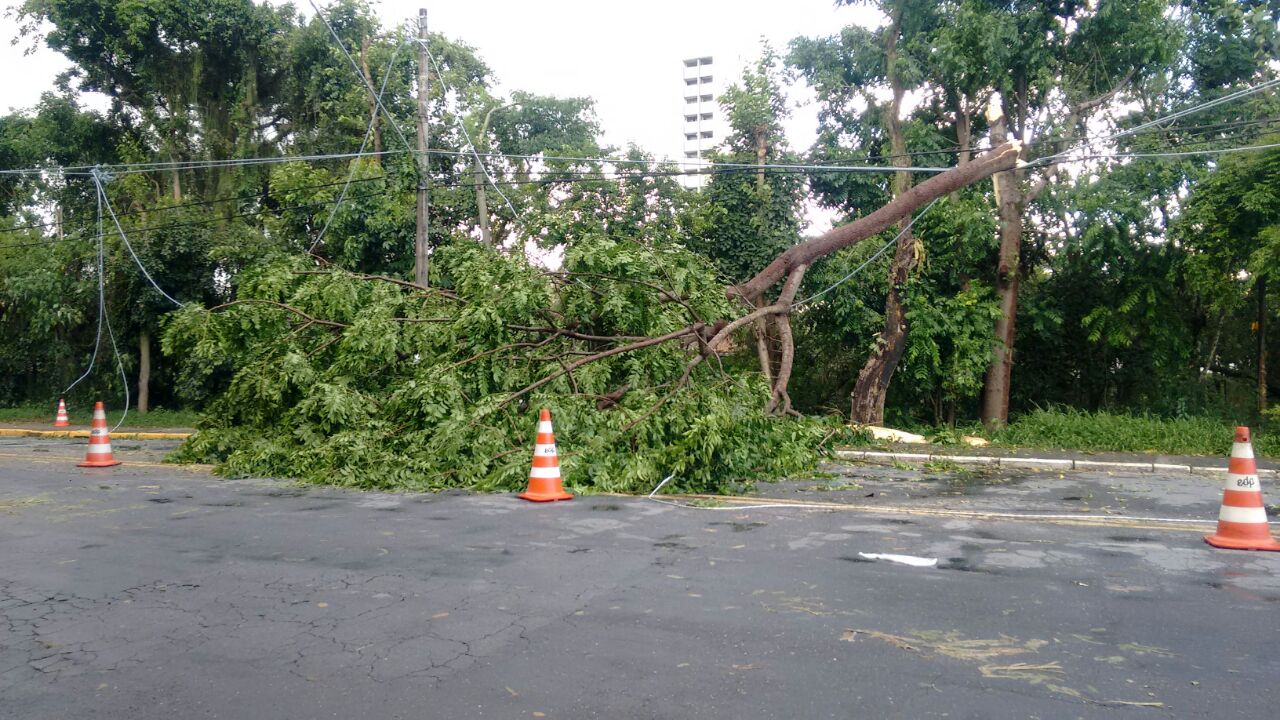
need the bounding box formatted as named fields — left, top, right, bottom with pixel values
left=4, top=0, right=1280, bottom=487
left=163, top=241, right=852, bottom=493
left=687, top=46, right=804, bottom=283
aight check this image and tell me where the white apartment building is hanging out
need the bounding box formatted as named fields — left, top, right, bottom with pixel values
left=681, top=55, right=723, bottom=186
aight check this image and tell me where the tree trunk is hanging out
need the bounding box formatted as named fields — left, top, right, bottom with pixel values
left=851, top=233, right=915, bottom=423
left=980, top=103, right=1025, bottom=430
left=729, top=141, right=1020, bottom=302
left=360, top=34, right=383, bottom=163
left=754, top=126, right=768, bottom=194
left=850, top=3, right=913, bottom=425
left=1258, top=276, right=1268, bottom=418
left=138, top=329, right=151, bottom=415
left=170, top=163, right=182, bottom=202
left=474, top=158, right=492, bottom=246
left=955, top=96, right=972, bottom=166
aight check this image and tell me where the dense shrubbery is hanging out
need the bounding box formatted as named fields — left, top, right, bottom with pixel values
left=991, top=407, right=1280, bottom=457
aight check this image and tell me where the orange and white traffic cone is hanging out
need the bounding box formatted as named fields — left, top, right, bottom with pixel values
left=517, top=408, right=572, bottom=502
left=78, top=401, right=121, bottom=468
left=53, top=398, right=70, bottom=427
left=1205, top=427, right=1279, bottom=551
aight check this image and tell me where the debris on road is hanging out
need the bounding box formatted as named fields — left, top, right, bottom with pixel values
left=856, top=552, right=938, bottom=567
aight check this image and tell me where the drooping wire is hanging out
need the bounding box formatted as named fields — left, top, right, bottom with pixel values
left=307, top=1, right=414, bottom=153
left=91, top=168, right=184, bottom=308
left=417, top=38, right=520, bottom=220
left=1030, top=77, right=1280, bottom=168
left=101, top=258, right=129, bottom=433
left=310, top=29, right=407, bottom=252
left=60, top=179, right=128, bottom=430
left=794, top=197, right=942, bottom=308
left=62, top=188, right=106, bottom=398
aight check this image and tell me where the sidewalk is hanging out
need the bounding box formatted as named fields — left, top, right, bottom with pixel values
left=836, top=443, right=1278, bottom=476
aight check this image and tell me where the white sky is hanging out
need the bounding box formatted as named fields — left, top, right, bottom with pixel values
left=2, top=1, right=878, bottom=155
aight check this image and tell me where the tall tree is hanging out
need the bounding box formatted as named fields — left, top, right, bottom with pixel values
left=1177, top=143, right=1280, bottom=416
left=975, top=0, right=1178, bottom=428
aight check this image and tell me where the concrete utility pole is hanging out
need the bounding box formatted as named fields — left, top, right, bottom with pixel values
left=414, top=7, right=431, bottom=286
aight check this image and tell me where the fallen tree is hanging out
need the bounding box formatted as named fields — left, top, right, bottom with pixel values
left=164, top=143, right=1020, bottom=492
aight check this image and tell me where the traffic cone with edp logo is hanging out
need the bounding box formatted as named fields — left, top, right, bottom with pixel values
left=78, top=401, right=121, bottom=468
left=518, top=408, right=572, bottom=502
left=1204, top=427, right=1279, bottom=551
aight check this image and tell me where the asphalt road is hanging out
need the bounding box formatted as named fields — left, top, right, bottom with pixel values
left=1, top=437, right=1277, bottom=719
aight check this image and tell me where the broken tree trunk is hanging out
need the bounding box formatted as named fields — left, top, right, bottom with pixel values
left=494, top=143, right=1022, bottom=420
left=728, top=142, right=1022, bottom=303
left=979, top=105, right=1024, bottom=431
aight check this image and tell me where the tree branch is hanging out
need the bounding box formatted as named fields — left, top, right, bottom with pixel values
left=208, top=299, right=347, bottom=328
left=729, top=142, right=1022, bottom=300
left=499, top=324, right=703, bottom=408
left=767, top=265, right=808, bottom=415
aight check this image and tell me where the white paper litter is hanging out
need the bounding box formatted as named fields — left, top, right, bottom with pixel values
left=857, top=552, right=938, bottom=567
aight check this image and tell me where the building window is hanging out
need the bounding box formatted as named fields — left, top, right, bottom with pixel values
left=685, top=151, right=697, bottom=158
left=686, top=96, right=698, bottom=104
left=701, top=112, right=712, bottom=120
left=699, top=56, right=713, bottom=65
left=684, top=114, right=697, bottom=123
left=701, top=131, right=713, bottom=139
left=685, top=133, right=697, bottom=141
left=700, top=75, right=713, bottom=84
left=699, top=94, right=712, bottom=102
left=684, top=59, right=698, bottom=68
left=685, top=78, right=697, bottom=86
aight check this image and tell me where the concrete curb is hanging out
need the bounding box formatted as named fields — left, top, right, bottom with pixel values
left=0, top=428, right=192, bottom=441
left=833, top=448, right=1280, bottom=479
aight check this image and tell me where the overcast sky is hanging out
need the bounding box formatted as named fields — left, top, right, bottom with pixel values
left=2, top=1, right=879, bottom=157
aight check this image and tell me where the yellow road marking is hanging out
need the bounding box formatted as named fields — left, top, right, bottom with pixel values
left=0, top=428, right=192, bottom=440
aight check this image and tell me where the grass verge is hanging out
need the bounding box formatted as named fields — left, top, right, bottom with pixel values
left=989, top=407, right=1277, bottom=457
left=0, top=404, right=199, bottom=429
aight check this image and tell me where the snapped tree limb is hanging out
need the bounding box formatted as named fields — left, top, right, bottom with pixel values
left=728, top=141, right=1022, bottom=301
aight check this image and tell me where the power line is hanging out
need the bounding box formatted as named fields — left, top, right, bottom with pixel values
left=0, top=173, right=396, bottom=236
left=307, top=1, right=415, bottom=153
left=1078, top=141, right=1280, bottom=161
left=1031, top=77, right=1280, bottom=168
left=7, top=134, right=1279, bottom=254
left=92, top=168, right=185, bottom=308
left=0, top=186, right=395, bottom=251
left=0, top=149, right=410, bottom=177
left=417, top=38, right=520, bottom=220
left=795, top=198, right=941, bottom=308
left=311, top=29, right=407, bottom=252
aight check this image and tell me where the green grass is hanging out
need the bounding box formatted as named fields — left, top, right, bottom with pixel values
left=0, top=404, right=199, bottom=429
left=991, top=407, right=1278, bottom=457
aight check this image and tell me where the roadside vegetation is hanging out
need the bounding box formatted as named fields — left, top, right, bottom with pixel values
left=990, top=408, right=1280, bottom=458
left=1, top=1, right=1277, bottom=490
left=895, top=408, right=1280, bottom=458
left=0, top=405, right=199, bottom=429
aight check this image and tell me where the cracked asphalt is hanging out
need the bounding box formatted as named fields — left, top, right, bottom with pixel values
left=1, top=437, right=1278, bottom=719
